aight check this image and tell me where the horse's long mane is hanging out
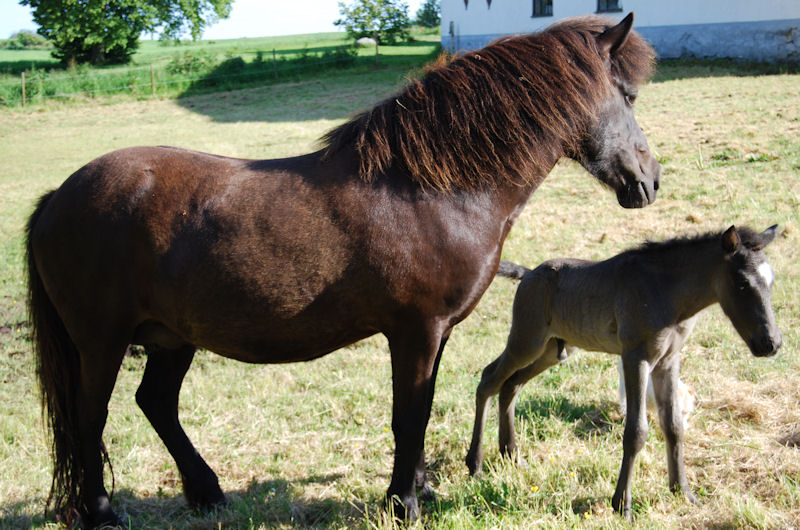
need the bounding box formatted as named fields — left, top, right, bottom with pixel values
left=321, top=16, right=655, bottom=192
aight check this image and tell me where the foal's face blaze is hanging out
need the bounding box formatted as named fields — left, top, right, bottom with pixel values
left=718, top=226, right=782, bottom=358
left=576, top=82, right=661, bottom=209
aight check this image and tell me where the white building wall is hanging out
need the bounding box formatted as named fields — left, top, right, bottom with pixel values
left=441, top=0, right=800, bottom=62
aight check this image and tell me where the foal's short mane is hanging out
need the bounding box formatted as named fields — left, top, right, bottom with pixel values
left=633, top=227, right=764, bottom=257
left=321, top=16, right=655, bottom=192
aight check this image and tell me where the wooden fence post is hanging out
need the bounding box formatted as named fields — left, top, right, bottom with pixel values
left=150, top=64, right=155, bottom=97
left=21, top=71, right=26, bottom=107
left=273, top=49, right=278, bottom=79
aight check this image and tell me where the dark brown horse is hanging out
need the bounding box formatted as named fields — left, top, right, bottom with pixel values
left=27, top=14, right=658, bottom=527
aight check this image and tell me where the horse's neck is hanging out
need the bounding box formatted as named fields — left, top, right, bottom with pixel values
left=657, top=243, right=723, bottom=321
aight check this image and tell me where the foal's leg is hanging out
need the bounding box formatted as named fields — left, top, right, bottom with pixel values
left=650, top=354, right=698, bottom=505
left=385, top=324, right=449, bottom=520
left=612, top=353, right=649, bottom=520
left=135, top=345, right=226, bottom=509
left=465, top=335, right=550, bottom=475
left=497, top=339, right=564, bottom=458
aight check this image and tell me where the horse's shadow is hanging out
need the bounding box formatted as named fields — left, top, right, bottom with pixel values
left=0, top=473, right=374, bottom=529
left=514, top=395, right=624, bottom=438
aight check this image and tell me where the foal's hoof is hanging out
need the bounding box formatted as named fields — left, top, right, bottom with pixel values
left=465, top=450, right=483, bottom=476
left=611, top=494, right=632, bottom=521
left=684, top=490, right=700, bottom=506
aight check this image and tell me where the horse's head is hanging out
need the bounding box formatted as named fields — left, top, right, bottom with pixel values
left=716, top=225, right=782, bottom=357
left=570, top=13, right=660, bottom=209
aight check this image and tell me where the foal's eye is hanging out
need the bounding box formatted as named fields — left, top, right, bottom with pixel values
left=625, top=93, right=637, bottom=106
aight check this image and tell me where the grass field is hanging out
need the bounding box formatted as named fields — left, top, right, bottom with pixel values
left=0, top=49, right=799, bottom=528
left=0, top=29, right=441, bottom=107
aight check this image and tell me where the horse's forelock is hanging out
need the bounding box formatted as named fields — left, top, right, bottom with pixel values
left=321, top=16, right=655, bottom=192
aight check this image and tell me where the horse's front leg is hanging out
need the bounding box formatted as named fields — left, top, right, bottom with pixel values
left=414, top=330, right=450, bottom=501
left=385, top=323, right=450, bottom=520
left=612, top=352, right=649, bottom=520
left=650, top=355, right=698, bottom=505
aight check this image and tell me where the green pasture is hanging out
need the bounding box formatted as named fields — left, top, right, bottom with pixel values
left=0, top=28, right=441, bottom=107
left=0, top=49, right=799, bottom=528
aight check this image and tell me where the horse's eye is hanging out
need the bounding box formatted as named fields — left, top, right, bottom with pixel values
left=625, top=93, right=637, bottom=106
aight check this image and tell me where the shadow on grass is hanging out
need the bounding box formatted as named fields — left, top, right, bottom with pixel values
left=0, top=58, right=59, bottom=76
left=173, top=44, right=441, bottom=123
left=3, top=473, right=374, bottom=528
left=515, top=395, right=622, bottom=438
left=653, top=57, right=800, bottom=83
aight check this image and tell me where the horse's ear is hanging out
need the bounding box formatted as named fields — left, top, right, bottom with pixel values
left=751, top=224, right=779, bottom=250
left=722, top=225, right=740, bottom=254
left=597, top=12, right=634, bottom=58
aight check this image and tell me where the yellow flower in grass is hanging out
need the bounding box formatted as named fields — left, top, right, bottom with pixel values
left=530, top=485, right=539, bottom=492
left=583, top=511, right=592, bottom=520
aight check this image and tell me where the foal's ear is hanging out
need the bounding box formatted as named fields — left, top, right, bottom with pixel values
left=722, top=225, right=740, bottom=254
left=597, top=12, right=634, bottom=57
left=751, top=224, right=779, bottom=250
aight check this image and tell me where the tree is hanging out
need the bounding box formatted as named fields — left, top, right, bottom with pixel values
left=19, top=0, right=233, bottom=66
left=335, top=0, right=411, bottom=45
left=415, top=0, right=440, bottom=28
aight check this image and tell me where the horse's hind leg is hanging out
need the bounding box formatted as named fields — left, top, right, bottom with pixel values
left=71, top=338, right=129, bottom=527
left=135, top=345, right=226, bottom=510
left=497, top=338, right=565, bottom=458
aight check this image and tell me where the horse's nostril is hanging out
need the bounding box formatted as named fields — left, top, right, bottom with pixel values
left=653, top=179, right=659, bottom=191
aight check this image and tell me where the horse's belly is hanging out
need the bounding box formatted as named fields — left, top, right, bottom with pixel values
left=196, top=325, right=377, bottom=364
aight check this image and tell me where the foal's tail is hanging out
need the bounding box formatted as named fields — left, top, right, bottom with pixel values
left=496, top=260, right=530, bottom=280
left=27, top=190, right=84, bottom=519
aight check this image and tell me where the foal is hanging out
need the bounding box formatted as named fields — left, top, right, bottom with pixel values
left=498, top=259, right=699, bottom=430
left=466, top=225, right=781, bottom=518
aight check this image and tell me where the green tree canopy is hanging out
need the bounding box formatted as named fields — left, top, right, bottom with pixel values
left=335, top=0, right=411, bottom=45
left=415, top=0, right=440, bottom=28
left=20, top=0, right=233, bottom=66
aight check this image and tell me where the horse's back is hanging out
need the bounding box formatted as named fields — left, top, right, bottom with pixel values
left=28, top=146, right=502, bottom=363
left=29, top=146, right=367, bottom=359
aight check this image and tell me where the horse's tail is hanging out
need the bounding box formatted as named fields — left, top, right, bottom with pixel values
left=496, top=260, right=530, bottom=280
left=27, top=190, right=84, bottom=518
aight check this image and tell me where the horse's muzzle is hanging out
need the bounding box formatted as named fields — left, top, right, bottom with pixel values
left=750, top=332, right=782, bottom=357
left=617, top=178, right=657, bottom=209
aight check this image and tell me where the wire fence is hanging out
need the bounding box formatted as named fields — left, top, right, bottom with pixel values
left=0, top=44, right=406, bottom=108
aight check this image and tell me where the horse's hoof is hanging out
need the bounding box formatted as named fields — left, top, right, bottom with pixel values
left=183, top=474, right=227, bottom=511
left=85, top=510, right=124, bottom=529
left=386, top=493, right=420, bottom=521
left=418, top=482, right=437, bottom=501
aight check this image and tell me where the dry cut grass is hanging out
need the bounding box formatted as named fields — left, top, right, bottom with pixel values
left=0, top=60, right=799, bottom=528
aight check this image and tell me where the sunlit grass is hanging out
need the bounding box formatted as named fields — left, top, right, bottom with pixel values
left=1, top=59, right=799, bottom=528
